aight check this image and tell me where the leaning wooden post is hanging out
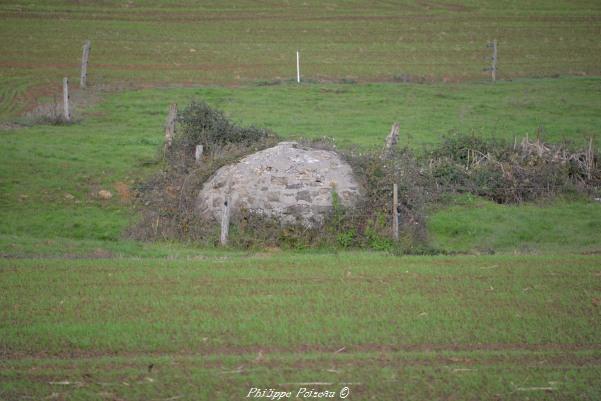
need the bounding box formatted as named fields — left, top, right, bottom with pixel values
left=382, top=122, right=400, bottom=159
left=220, top=197, right=231, bottom=246
left=164, top=103, right=177, bottom=151
left=80, top=40, right=91, bottom=88
left=392, top=183, right=399, bottom=241
left=62, top=77, right=71, bottom=122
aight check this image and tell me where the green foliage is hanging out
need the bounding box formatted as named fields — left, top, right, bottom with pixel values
left=364, top=220, right=394, bottom=251
left=431, top=132, right=500, bottom=163
left=176, top=100, right=270, bottom=156
left=427, top=133, right=600, bottom=203
left=336, top=229, right=356, bottom=248
left=130, top=100, right=281, bottom=244
left=330, top=191, right=358, bottom=249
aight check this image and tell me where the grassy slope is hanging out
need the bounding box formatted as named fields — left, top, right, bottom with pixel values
left=2, top=78, right=601, bottom=256
left=1, top=254, right=600, bottom=400
left=1, top=0, right=601, bottom=118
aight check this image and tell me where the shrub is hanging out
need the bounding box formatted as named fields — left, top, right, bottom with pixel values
left=426, top=133, right=600, bottom=203
left=166, top=100, right=275, bottom=170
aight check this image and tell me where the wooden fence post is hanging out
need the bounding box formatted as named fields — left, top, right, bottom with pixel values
left=392, top=183, right=399, bottom=241
left=382, top=122, right=400, bottom=158
left=587, top=137, right=594, bottom=180
left=492, top=39, right=497, bottom=82
left=80, top=40, right=91, bottom=88
left=220, top=197, right=231, bottom=246
left=483, top=39, right=497, bottom=82
left=164, top=103, right=177, bottom=150
left=63, top=77, right=71, bottom=122
left=485, top=40, right=497, bottom=82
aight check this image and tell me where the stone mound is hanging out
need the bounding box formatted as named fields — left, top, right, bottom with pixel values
left=196, top=142, right=361, bottom=226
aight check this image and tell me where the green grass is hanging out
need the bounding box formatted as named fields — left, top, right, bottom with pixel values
left=1, top=0, right=601, bottom=117
left=429, top=195, right=601, bottom=254
left=2, top=350, right=599, bottom=400
left=2, top=78, right=600, bottom=257
left=183, top=77, right=601, bottom=148
left=0, top=77, right=33, bottom=119
left=1, top=254, right=600, bottom=400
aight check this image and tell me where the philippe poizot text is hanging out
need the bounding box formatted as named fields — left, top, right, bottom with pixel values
left=247, top=387, right=350, bottom=400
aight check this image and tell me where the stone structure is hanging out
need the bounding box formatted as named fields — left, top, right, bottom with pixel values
left=196, top=142, right=361, bottom=226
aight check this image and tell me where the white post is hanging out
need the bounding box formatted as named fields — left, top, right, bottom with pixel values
left=296, top=50, right=300, bottom=83
left=62, top=77, right=71, bottom=122
left=195, top=145, right=204, bottom=163
left=220, top=197, right=231, bottom=246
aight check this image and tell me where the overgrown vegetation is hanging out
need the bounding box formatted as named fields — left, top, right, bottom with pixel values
left=429, top=131, right=600, bottom=203
left=168, top=101, right=274, bottom=168
left=20, top=94, right=75, bottom=126
left=128, top=100, right=280, bottom=244
left=131, top=102, right=600, bottom=252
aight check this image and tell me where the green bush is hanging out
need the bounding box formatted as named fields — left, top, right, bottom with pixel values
left=166, top=100, right=275, bottom=170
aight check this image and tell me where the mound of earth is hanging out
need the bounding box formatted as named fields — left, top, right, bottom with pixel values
left=196, top=142, right=361, bottom=226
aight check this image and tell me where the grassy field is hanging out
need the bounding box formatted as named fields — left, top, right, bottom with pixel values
left=1, top=0, right=601, bottom=117
left=429, top=195, right=601, bottom=254
left=2, top=78, right=601, bottom=257
left=2, top=1, right=601, bottom=399
left=1, top=254, right=600, bottom=400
